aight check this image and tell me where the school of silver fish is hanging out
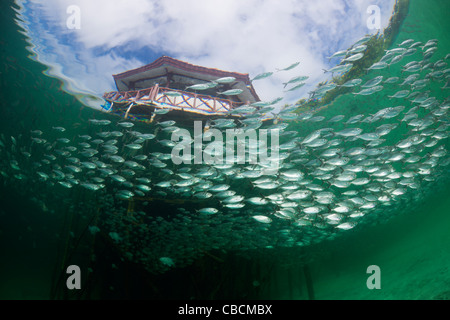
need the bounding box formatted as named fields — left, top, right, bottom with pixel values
left=0, top=36, right=449, bottom=274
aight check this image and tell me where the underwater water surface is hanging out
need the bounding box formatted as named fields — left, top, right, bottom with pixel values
left=0, top=0, right=449, bottom=300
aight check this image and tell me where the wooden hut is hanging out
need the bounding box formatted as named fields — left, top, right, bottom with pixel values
left=103, top=56, right=261, bottom=124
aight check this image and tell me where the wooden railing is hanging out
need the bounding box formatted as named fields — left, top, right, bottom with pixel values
left=103, top=85, right=243, bottom=113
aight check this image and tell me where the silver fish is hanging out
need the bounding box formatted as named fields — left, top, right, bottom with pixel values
left=335, top=128, right=363, bottom=137
left=219, top=89, right=243, bottom=96
left=198, top=208, right=218, bottom=215
left=353, top=85, right=383, bottom=95
left=342, top=52, right=364, bottom=62
left=252, top=215, right=272, bottom=224
left=323, top=63, right=353, bottom=74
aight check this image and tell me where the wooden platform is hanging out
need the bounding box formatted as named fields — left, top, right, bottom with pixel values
left=103, top=85, right=248, bottom=124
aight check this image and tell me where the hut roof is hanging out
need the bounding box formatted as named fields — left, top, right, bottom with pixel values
left=113, top=56, right=260, bottom=103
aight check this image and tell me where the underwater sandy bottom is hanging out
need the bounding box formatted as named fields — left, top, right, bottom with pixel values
left=2, top=193, right=449, bottom=300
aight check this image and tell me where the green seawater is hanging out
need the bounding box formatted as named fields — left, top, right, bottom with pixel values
left=0, top=0, right=449, bottom=300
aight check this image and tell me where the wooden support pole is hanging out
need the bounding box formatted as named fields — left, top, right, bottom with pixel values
left=124, top=103, right=134, bottom=119
left=303, top=265, right=315, bottom=300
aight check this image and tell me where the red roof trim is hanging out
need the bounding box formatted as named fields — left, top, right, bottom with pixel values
left=114, top=56, right=248, bottom=82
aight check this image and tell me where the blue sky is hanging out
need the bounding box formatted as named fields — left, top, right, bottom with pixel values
left=14, top=0, right=396, bottom=110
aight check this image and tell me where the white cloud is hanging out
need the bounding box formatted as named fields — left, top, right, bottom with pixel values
left=14, top=0, right=396, bottom=109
